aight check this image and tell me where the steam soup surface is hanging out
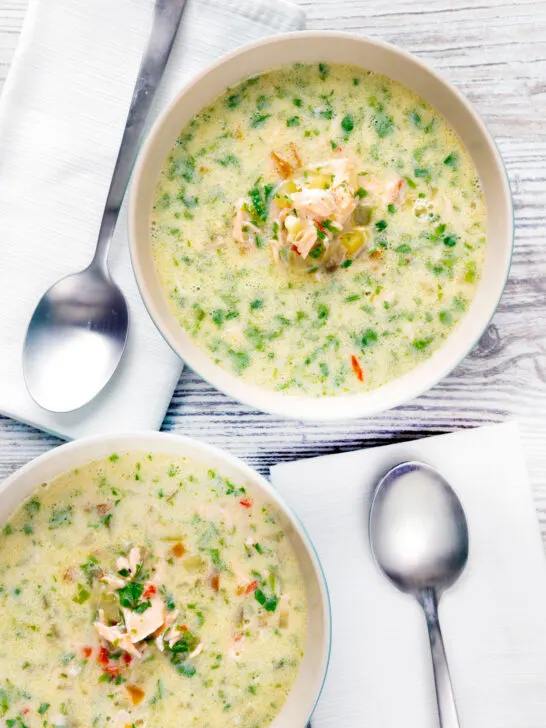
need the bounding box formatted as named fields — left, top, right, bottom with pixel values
left=152, top=63, right=486, bottom=395
left=0, top=452, right=306, bottom=727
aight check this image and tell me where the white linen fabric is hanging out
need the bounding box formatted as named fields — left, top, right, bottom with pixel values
left=271, top=422, right=546, bottom=728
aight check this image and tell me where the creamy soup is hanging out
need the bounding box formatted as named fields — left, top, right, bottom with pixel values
left=152, top=63, right=486, bottom=396
left=0, top=453, right=306, bottom=727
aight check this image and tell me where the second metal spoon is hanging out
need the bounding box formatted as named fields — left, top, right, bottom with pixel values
left=369, top=461, right=469, bottom=728
left=23, top=0, right=187, bottom=412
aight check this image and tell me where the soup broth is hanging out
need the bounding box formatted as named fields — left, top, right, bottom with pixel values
left=152, top=63, right=486, bottom=395
left=0, top=453, right=307, bottom=727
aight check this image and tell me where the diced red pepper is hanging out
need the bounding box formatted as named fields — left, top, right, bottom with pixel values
left=22, top=708, right=30, bottom=715
left=351, top=355, right=364, bottom=382
left=291, top=244, right=300, bottom=255
left=98, top=646, right=109, bottom=665
left=179, top=624, right=189, bottom=632
left=210, top=573, right=220, bottom=592
left=142, top=584, right=157, bottom=598
left=239, top=497, right=253, bottom=509
left=315, top=220, right=326, bottom=233
left=245, top=580, right=258, bottom=595
left=82, top=646, right=93, bottom=659
left=122, top=653, right=133, bottom=665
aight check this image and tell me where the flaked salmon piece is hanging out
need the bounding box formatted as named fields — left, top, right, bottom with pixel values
left=269, top=239, right=281, bottom=264
left=289, top=142, right=302, bottom=168
left=93, top=622, right=141, bottom=659
left=385, top=177, right=405, bottom=203
left=116, top=547, right=140, bottom=578
left=271, top=151, right=294, bottom=179
left=154, top=608, right=179, bottom=652
left=329, top=157, right=353, bottom=187
left=332, top=186, right=358, bottom=225
left=291, top=188, right=337, bottom=219
left=292, top=225, right=318, bottom=259
left=122, top=594, right=165, bottom=643
left=128, top=547, right=141, bottom=575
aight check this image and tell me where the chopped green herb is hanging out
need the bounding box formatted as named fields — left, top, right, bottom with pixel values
left=413, top=337, right=433, bottom=350
left=73, top=584, right=91, bottom=604
left=361, top=328, right=378, bottom=347
left=375, top=220, right=387, bottom=232
left=133, top=600, right=152, bottom=614
left=254, top=588, right=278, bottom=612
left=286, top=116, right=301, bottom=127
left=117, top=581, right=144, bottom=610
left=309, top=242, right=324, bottom=259
left=372, top=111, right=394, bottom=138
left=49, top=506, right=73, bottom=530
left=318, top=62, right=330, bottom=79
left=24, top=498, right=40, bottom=518
left=218, top=154, right=239, bottom=167
left=341, top=114, right=354, bottom=134
left=226, top=93, right=241, bottom=109
left=250, top=112, right=271, bottom=128
left=212, top=310, right=225, bottom=326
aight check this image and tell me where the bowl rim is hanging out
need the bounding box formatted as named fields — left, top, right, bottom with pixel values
left=128, top=30, right=514, bottom=421
left=0, top=431, right=332, bottom=726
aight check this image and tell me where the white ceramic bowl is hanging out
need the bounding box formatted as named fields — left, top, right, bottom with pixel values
left=129, top=31, right=513, bottom=420
left=0, top=433, right=331, bottom=727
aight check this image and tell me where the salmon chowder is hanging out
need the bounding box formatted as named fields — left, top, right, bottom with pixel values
left=151, top=63, right=486, bottom=396
left=151, top=63, right=487, bottom=397
left=0, top=453, right=307, bottom=727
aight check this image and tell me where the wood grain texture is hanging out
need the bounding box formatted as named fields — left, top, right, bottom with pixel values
left=1, top=1, right=545, bottom=534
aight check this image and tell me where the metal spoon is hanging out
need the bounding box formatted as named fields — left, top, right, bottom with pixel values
left=369, top=461, right=469, bottom=728
left=22, top=0, right=187, bottom=413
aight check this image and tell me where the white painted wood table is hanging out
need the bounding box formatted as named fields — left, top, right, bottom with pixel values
left=1, top=1, right=545, bottom=542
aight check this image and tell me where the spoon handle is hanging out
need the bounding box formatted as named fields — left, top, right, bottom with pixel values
left=421, top=589, right=460, bottom=728
left=93, top=0, right=187, bottom=269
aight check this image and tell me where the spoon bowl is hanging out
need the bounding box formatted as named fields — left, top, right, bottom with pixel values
left=23, top=267, right=129, bottom=413
left=370, top=461, right=469, bottom=594
left=370, top=461, right=469, bottom=728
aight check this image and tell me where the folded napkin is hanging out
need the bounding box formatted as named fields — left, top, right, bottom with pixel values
left=271, top=422, right=546, bottom=728
left=0, top=0, right=305, bottom=440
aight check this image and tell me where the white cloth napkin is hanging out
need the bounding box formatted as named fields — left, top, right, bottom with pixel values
left=271, top=422, right=546, bottom=728
left=0, top=0, right=305, bottom=440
